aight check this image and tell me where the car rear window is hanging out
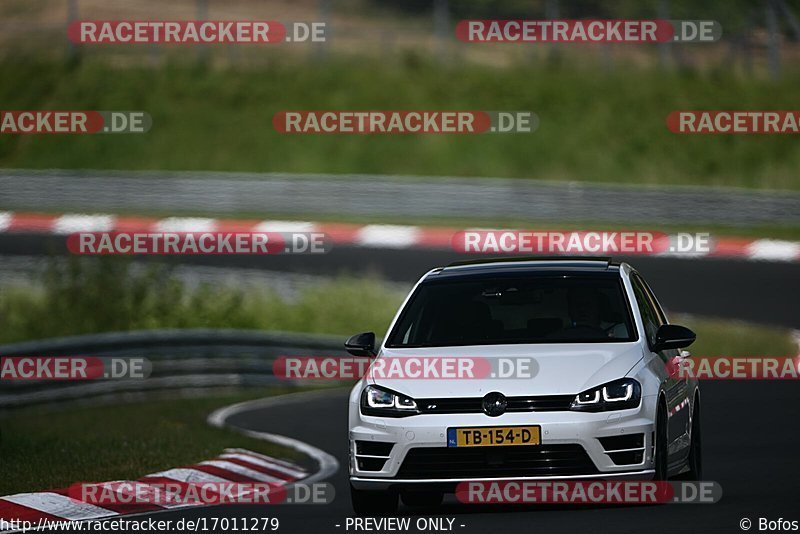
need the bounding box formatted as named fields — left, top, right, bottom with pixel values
left=386, top=275, right=636, bottom=347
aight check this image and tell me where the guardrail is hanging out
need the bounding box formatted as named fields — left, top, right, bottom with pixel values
left=0, top=329, right=347, bottom=410
left=2, top=169, right=799, bottom=225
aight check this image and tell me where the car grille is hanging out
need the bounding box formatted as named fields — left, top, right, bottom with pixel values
left=396, top=444, right=598, bottom=479
left=416, top=395, right=575, bottom=414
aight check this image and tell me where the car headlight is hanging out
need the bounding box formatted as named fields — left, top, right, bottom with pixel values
left=570, top=378, right=641, bottom=412
left=360, top=385, right=419, bottom=417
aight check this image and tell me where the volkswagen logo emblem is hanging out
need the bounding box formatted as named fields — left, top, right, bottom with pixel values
left=482, top=392, right=507, bottom=417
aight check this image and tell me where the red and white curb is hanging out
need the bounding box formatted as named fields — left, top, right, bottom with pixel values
left=0, top=448, right=305, bottom=526
left=206, top=389, right=339, bottom=485
left=0, top=211, right=799, bottom=261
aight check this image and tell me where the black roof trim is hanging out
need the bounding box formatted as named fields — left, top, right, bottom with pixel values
left=445, top=256, right=614, bottom=269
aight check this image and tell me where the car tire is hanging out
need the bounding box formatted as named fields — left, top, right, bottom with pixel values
left=684, top=396, right=703, bottom=480
left=350, top=484, right=398, bottom=516
left=654, top=399, right=668, bottom=481
left=401, top=491, right=443, bottom=508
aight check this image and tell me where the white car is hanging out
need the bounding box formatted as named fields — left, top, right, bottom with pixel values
left=346, top=258, right=701, bottom=514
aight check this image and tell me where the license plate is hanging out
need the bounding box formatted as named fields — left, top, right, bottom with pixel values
left=447, top=425, right=541, bottom=447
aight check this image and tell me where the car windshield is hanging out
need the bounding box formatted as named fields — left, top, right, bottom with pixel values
left=386, top=275, right=636, bottom=347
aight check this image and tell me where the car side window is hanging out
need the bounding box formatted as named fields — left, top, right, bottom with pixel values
left=637, top=275, right=667, bottom=325
left=631, top=274, right=661, bottom=350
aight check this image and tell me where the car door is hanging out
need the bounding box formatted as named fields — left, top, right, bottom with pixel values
left=630, top=272, right=691, bottom=463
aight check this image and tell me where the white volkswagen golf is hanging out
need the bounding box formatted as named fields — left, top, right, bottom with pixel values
left=346, top=258, right=701, bottom=514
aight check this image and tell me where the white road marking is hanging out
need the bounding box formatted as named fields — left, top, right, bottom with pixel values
left=53, top=214, right=115, bottom=234
left=196, top=460, right=283, bottom=483
left=144, top=468, right=232, bottom=484
left=747, top=239, right=800, bottom=261
left=154, top=217, right=217, bottom=233
left=356, top=224, right=420, bottom=248
left=0, top=212, right=11, bottom=232
left=253, top=220, right=317, bottom=233
left=224, top=447, right=306, bottom=472
left=218, top=453, right=304, bottom=479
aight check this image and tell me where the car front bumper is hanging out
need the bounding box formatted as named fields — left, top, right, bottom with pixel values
left=349, top=395, right=658, bottom=490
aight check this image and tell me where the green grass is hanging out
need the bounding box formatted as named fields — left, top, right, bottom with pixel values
left=0, top=258, right=404, bottom=345
left=0, top=388, right=302, bottom=495
left=1, top=59, right=800, bottom=189
left=672, top=314, right=797, bottom=357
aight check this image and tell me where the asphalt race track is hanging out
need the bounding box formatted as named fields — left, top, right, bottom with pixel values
left=118, top=382, right=800, bottom=534
left=2, top=234, right=800, bottom=532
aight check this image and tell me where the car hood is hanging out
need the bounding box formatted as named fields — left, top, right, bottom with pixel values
left=369, top=343, right=644, bottom=398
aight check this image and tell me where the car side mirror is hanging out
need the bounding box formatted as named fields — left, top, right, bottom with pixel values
left=652, top=324, right=696, bottom=352
left=345, top=332, right=376, bottom=357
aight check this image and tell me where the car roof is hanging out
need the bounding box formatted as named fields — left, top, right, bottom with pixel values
left=425, top=256, right=623, bottom=282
